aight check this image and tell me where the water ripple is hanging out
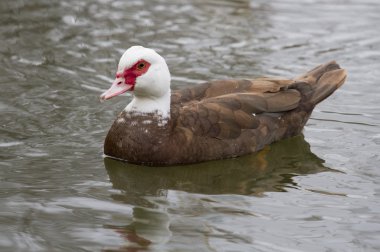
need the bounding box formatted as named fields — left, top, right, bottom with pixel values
left=1, top=0, right=380, bottom=251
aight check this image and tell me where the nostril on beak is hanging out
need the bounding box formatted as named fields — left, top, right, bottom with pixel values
left=117, top=81, right=122, bottom=85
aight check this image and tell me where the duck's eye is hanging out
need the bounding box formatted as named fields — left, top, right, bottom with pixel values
left=137, top=62, right=145, bottom=70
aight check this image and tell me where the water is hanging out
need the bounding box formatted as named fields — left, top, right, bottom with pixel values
left=1, top=0, right=379, bottom=251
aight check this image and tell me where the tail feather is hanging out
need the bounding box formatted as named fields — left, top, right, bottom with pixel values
left=294, top=61, right=347, bottom=106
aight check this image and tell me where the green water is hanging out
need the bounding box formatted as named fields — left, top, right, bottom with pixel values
left=1, top=0, right=379, bottom=251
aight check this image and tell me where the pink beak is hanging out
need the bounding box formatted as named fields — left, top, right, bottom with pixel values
left=100, top=78, right=134, bottom=101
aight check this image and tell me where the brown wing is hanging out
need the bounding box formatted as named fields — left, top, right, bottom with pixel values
left=171, top=78, right=295, bottom=105
left=176, top=88, right=301, bottom=139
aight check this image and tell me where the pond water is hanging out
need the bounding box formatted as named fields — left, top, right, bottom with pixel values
left=1, top=0, right=380, bottom=251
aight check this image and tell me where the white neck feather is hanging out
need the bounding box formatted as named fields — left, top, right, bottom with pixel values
left=125, top=89, right=171, bottom=119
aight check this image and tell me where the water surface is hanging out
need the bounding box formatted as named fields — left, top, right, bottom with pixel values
left=1, top=0, right=380, bottom=251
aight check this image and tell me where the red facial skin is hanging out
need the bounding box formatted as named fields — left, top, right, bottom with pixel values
left=100, top=59, right=151, bottom=100
left=118, top=59, right=151, bottom=90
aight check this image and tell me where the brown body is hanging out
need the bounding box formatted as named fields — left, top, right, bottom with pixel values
left=104, top=61, right=346, bottom=166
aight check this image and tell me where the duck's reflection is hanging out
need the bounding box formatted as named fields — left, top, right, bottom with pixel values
left=102, top=135, right=335, bottom=251
left=105, top=135, right=332, bottom=198
left=103, top=206, right=171, bottom=252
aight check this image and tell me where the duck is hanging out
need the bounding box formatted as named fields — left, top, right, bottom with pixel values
left=100, top=46, right=347, bottom=166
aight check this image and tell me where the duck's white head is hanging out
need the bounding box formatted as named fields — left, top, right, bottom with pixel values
left=100, top=46, right=171, bottom=117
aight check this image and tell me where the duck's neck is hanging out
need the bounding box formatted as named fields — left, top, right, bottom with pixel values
left=125, top=89, right=171, bottom=119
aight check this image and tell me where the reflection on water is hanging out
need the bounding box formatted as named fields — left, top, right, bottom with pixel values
left=103, top=135, right=334, bottom=250
left=1, top=0, right=380, bottom=251
left=105, top=135, right=330, bottom=198
left=104, top=207, right=171, bottom=251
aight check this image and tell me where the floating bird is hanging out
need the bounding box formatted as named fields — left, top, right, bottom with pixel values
left=100, top=46, right=346, bottom=166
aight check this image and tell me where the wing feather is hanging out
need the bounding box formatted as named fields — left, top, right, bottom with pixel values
left=177, top=89, right=301, bottom=139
